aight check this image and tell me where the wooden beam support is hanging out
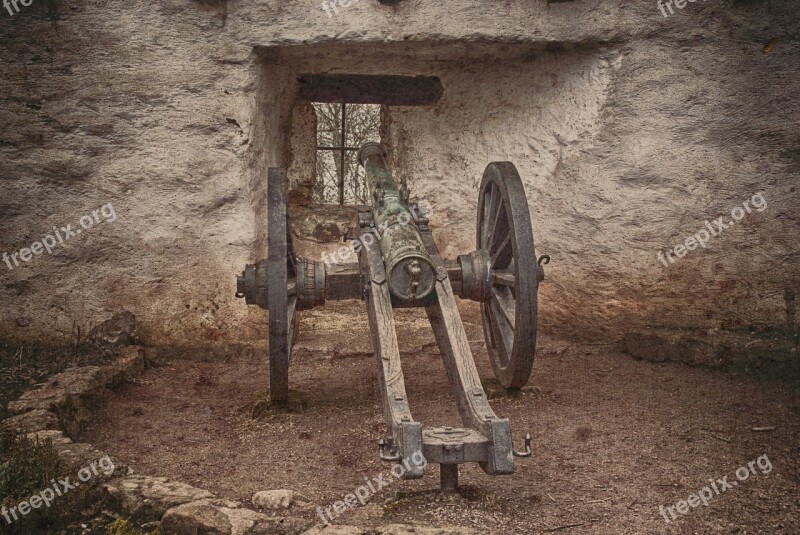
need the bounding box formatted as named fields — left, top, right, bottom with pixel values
left=361, top=227, right=424, bottom=478
left=298, top=74, right=443, bottom=105
left=420, top=229, right=515, bottom=475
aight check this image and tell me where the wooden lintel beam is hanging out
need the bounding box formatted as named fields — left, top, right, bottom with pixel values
left=298, top=74, right=443, bottom=105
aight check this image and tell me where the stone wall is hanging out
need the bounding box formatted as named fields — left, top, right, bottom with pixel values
left=0, top=0, right=797, bottom=346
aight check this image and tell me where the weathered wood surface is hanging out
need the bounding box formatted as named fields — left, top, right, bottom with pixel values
left=361, top=228, right=423, bottom=476
left=268, top=168, right=290, bottom=402
left=421, top=230, right=515, bottom=474
left=297, top=74, right=443, bottom=105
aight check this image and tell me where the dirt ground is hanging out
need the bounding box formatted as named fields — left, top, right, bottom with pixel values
left=82, top=301, right=800, bottom=534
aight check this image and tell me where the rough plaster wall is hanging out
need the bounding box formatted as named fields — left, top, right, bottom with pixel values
left=250, top=53, right=296, bottom=284
left=567, top=36, right=800, bottom=338
left=0, top=1, right=260, bottom=345
left=384, top=47, right=622, bottom=339
left=0, top=0, right=798, bottom=345
left=287, top=101, right=318, bottom=205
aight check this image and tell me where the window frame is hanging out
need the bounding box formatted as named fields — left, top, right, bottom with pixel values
left=316, top=102, right=362, bottom=205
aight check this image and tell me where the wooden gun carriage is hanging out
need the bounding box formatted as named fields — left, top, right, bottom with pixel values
left=236, top=143, right=547, bottom=490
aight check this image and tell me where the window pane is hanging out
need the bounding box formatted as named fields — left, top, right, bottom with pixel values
left=345, top=104, right=381, bottom=149
left=343, top=150, right=369, bottom=205
left=313, top=102, right=381, bottom=205
left=314, top=149, right=340, bottom=204
left=313, top=103, right=342, bottom=147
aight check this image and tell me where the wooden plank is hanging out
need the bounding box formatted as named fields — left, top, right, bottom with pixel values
left=426, top=276, right=490, bottom=431
left=297, top=74, right=443, bottom=105
left=361, top=229, right=424, bottom=477
left=420, top=230, right=515, bottom=475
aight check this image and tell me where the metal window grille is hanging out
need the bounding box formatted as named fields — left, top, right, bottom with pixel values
left=313, top=103, right=380, bottom=205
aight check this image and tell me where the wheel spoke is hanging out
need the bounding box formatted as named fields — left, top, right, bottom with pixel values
left=482, top=183, right=501, bottom=248
left=490, top=232, right=511, bottom=263
left=488, top=287, right=515, bottom=367
left=482, top=303, right=495, bottom=343
left=490, top=313, right=512, bottom=366
left=480, top=184, right=493, bottom=248
left=485, top=302, right=509, bottom=367
left=490, top=287, right=515, bottom=331
left=487, top=196, right=505, bottom=247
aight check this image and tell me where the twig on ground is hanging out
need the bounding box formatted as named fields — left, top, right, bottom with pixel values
left=751, top=426, right=776, bottom=432
left=545, top=523, right=584, bottom=532
left=13, top=346, right=24, bottom=367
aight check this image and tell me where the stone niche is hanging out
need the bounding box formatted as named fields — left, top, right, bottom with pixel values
left=249, top=40, right=623, bottom=338
left=246, top=35, right=800, bottom=346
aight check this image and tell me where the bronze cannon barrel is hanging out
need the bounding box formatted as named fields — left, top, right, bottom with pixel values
left=357, top=142, right=437, bottom=302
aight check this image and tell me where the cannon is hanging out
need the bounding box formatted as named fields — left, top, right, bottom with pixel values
left=236, top=143, right=547, bottom=490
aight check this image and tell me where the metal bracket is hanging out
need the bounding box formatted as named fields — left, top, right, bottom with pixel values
left=513, top=433, right=532, bottom=458
left=378, top=438, right=402, bottom=462
left=537, top=255, right=550, bottom=282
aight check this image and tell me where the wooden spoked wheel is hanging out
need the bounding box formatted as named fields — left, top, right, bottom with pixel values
left=476, top=162, right=539, bottom=389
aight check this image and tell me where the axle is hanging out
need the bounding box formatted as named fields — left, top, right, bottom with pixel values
left=358, top=143, right=437, bottom=302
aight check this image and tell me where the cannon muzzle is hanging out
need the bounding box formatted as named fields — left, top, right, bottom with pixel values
left=358, top=143, right=437, bottom=302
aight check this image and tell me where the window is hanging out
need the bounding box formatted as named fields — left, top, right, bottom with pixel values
left=313, top=102, right=381, bottom=205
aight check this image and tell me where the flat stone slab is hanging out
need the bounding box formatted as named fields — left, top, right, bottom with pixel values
left=26, top=429, right=73, bottom=446
left=101, top=345, right=146, bottom=387
left=624, top=328, right=798, bottom=370
left=104, top=475, right=216, bottom=522
left=54, top=440, right=125, bottom=476
left=161, top=498, right=311, bottom=535
left=161, top=499, right=233, bottom=535
left=2, top=408, right=60, bottom=434
left=6, top=345, right=147, bottom=437
left=252, top=489, right=311, bottom=511
left=7, top=365, right=107, bottom=415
